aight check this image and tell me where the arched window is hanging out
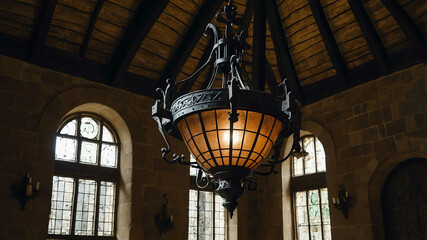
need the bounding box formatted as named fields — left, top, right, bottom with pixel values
left=291, top=135, right=331, bottom=240
left=188, top=156, right=227, bottom=240
left=48, top=113, right=119, bottom=239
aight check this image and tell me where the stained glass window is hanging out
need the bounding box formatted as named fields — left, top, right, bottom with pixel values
left=294, top=188, right=331, bottom=240
left=188, top=190, right=227, bottom=240
left=189, top=154, right=227, bottom=240
left=49, top=114, right=119, bottom=239
left=292, top=136, right=326, bottom=177
left=291, top=134, right=331, bottom=240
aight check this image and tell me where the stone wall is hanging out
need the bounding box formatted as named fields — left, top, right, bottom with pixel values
left=0, top=52, right=425, bottom=240
left=0, top=54, right=189, bottom=240
left=249, top=63, right=427, bottom=240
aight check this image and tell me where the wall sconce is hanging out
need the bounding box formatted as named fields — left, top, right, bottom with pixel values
left=155, top=193, right=174, bottom=236
left=11, top=172, right=40, bottom=211
left=332, top=185, right=351, bottom=219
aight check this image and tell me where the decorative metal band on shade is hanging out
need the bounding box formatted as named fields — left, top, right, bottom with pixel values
left=177, top=109, right=282, bottom=172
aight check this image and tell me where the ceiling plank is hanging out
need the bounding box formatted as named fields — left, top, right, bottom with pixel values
left=252, top=0, right=266, bottom=91
left=381, top=0, right=426, bottom=57
left=109, top=0, right=169, bottom=86
left=157, top=0, right=224, bottom=89
left=29, top=0, right=57, bottom=64
left=308, top=0, right=349, bottom=86
left=266, top=0, right=303, bottom=103
left=348, top=0, right=390, bottom=74
left=79, top=0, right=106, bottom=57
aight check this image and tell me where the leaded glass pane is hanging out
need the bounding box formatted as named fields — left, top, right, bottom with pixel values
left=304, top=137, right=316, bottom=174
left=316, top=139, right=326, bottom=172
left=293, top=156, right=304, bottom=177
left=75, top=179, right=97, bottom=236
left=198, top=191, right=213, bottom=240
left=308, top=190, right=321, bottom=225
left=98, top=181, right=116, bottom=236
left=59, top=119, right=77, bottom=136
left=189, top=190, right=198, bottom=240
left=102, top=126, right=115, bottom=143
left=55, top=136, right=77, bottom=162
left=100, top=144, right=117, bottom=168
left=310, top=225, right=322, bottom=240
left=48, top=176, right=75, bottom=235
left=321, top=188, right=332, bottom=240
left=80, top=117, right=99, bottom=140
left=214, top=194, right=226, bottom=240
left=80, top=141, right=98, bottom=165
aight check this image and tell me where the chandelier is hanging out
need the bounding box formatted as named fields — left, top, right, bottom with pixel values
left=152, top=0, right=303, bottom=217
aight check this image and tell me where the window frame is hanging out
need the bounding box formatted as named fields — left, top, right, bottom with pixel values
left=290, top=135, right=330, bottom=240
left=189, top=170, right=227, bottom=240
left=48, top=113, right=120, bottom=240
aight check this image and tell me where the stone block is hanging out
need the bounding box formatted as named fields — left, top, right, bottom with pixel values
left=349, top=131, right=363, bottom=146
left=0, top=75, right=26, bottom=94
left=324, top=107, right=353, bottom=122
left=343, top=114, right=369, bottom=132
left=414, top=112, right=427, bottom=129
left=362, top=127, right=379, bottom=142
left=360, top=81, right=378, bottom=102
left=340, top=145, right=362, bottom=160
left=386, top=118, right=406, bottom=136
left=368, top=109, right=383, bottom=126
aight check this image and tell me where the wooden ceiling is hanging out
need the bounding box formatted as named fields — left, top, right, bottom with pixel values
left=0, top=0, right=425, bottom=104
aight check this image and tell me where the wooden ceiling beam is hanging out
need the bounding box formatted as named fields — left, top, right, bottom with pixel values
left=252, top=0, right=266, bottom=91
left=308, top=0, right=349, bottom=85
left=265, top=61, right=279, bottom=96
left=348, top=0, right=390, bottom=74
left=109, top=0, right=169, bottom=86
left=158, top=0, right=223, bottom=89
left=266, top=0, right=303, bottom=103
left=381, top=0, right=425, bottom=51
left=79, top=0, right=106, bottom=57
left=177, top=39, right=214, bottom=95
left=29, top=0, right=57, bottom=64
left=237, top=0, right=254, bottom=33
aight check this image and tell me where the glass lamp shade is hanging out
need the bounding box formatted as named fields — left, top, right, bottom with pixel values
left=177, top=109, right=282, bottom=174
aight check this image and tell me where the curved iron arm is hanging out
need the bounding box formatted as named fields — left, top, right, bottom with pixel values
left=195, top=169, right=210, bottom=188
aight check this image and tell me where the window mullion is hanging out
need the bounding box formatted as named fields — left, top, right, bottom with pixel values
left=305, top=190, right=311, bottom=240
left=302, top=139, right=306, bottom=175
left=71, top=177, right=79, bottom=237
left=98, top=122, right=104, bottom=166
left=94, top=180, right=101, bottom=236
left=197, top=190, right=200, bottom=240
left=213, top=193, right=215, bottom=240
left=318, top=188, right=325, bottom=240
left=314, top=136, right=318, bottom=173
left=77, top=117, right=82, bottom=164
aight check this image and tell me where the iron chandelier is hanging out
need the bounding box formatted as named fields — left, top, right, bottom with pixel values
left=152, top=0, right=303, bottom=217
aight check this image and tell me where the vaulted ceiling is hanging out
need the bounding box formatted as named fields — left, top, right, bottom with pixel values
left=0, top=0, right=425, bottom=104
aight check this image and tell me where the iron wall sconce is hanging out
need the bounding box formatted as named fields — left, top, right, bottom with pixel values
left=11, top=172, right=40, bottom=211
left=332, top=185, right=351, bottom=219
left=155, top=194, right=174, bottom=236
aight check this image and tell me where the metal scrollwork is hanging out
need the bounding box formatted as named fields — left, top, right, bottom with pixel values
left=195, top=168, right=210, bottom=188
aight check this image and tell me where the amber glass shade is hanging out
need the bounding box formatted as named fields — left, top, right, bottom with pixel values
left=177, top=109, right=282, bottom=173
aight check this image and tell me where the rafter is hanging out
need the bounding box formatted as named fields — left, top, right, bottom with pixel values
left=177, top=39, right=214, bottom=96
left=79, top=0, right=106, bottom=57
left=237, top=0, right=254, bottom=33
left=252, top=0, right=266, bottom=91
left=109, top=0, right=169, bottom=86
left=30, top=0, right=57, bottom=64
left=381, top=0, right=425, bottom=56
left=158, top=0, right=224, bottom=89
left=308, top=0, right=349, bottom=85
left=266, top=0, right=303, bottom=103
left=265, top=61, right=279, bottom=96
left=348, top=0, right=390, bottom=74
